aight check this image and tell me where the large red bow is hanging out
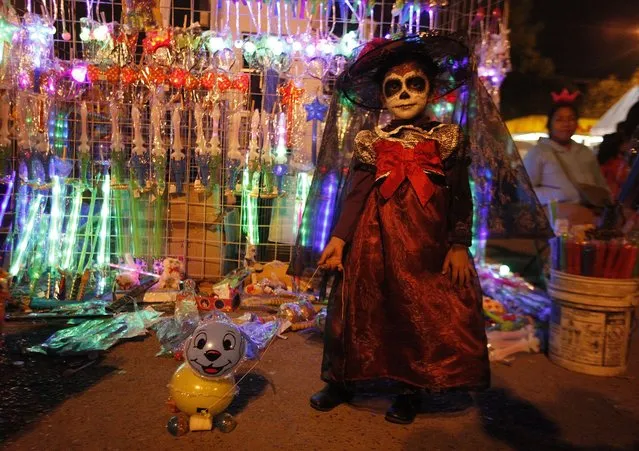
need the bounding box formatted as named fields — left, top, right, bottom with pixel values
left=374, top=140, right=443, bottom=207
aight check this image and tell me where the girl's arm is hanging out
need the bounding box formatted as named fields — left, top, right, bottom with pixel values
left=446, top=153, right=473, bottom=248
left=331, top=166, right=375, bottom=243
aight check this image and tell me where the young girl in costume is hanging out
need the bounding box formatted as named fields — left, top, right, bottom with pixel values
left=309, top=34, right=490, bottom=424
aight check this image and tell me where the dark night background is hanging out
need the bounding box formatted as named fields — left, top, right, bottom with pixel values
left=501, top=0, right=639, bottom=119
left=534, top=0, right=638, bottom=79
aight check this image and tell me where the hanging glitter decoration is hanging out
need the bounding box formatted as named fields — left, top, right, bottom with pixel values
left=475, top=9, right=511, bottom=108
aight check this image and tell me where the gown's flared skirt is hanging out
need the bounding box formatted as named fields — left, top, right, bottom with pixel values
left=321, top=181, right=490, bottom=391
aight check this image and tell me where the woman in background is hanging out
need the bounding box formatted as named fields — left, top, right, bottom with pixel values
left=523, top=100, right=610, bottom=225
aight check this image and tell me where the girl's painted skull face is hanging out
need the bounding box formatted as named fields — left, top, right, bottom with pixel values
left=185, top=321, right=246, bottom=378
left=382, top=62, right=430, bottom=121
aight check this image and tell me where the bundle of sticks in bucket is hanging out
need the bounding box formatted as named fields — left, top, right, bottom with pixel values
left=549, top=237, right=639, bottom=278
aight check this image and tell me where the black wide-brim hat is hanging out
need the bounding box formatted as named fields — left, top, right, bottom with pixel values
left=338, top=32, right=472, bottom=110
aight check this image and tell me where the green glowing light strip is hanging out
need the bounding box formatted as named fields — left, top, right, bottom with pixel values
left=76, top=183, right=98, bottom=275
left=9, top=194, right=44, bottom=276
left=128, top=181, right=141, bottom=257
left=295, top=172, right=311, bottom=247
left=47, top=176, right=64, bottom=268
left=241, top=169, right=259, bottom=245
left=61, top=185, right=83, bottom=271
left=96, top=174, right=111, bottom=267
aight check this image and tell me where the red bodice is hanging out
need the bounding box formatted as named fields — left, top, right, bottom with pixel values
left=373, top=139, right=443, bottom=206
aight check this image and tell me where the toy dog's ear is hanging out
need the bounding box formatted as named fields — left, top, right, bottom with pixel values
left=182, top=336, right=192, bottom=359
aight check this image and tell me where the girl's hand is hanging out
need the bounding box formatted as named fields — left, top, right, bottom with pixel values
left=442, top=244, right=476, bottom=287
left=318, top=237, right=346, bottom=271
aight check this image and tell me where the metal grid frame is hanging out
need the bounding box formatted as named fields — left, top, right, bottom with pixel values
left=2, top=0, right=506, bottom=283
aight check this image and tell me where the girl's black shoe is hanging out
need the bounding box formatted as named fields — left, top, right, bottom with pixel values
left=385, top=394, right=420, bottom=424
left=310, top=384, right=354, bottom=412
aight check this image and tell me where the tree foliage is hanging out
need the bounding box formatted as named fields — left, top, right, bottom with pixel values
left=582, top=68, right=639, bottom=118
left=508, top=0, right=555, bottom=77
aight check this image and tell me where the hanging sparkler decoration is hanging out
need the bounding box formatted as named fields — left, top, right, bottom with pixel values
left=475, top=8, right=511, bottom=107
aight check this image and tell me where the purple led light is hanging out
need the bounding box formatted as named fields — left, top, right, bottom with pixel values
left=273, top=164, right=287, bottom=177
left=315, top=171, right=337, bottom=252
left=0, top=171, right=15, bottom=228
left=17, top=72, right=31, bottom=90
left=71, top=65, right=87, bottom=83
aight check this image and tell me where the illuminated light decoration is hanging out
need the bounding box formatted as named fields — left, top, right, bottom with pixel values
left=243, top=40, right=257, bottom=55
left=294, top=172, right=312, bottom=246
left=304, top=97, right=328, bottom=165
left=0, top=17, right=18, bottom=44
left=93, top=24, right=110, bottom=42
left=0, top=98, right=11, bottom=177
left=0, top=171, right=15, bottom=229
left=315, top=171, right=338, bottom=252
left=47, top=176, right=64, bottom=268
left=9, top=194, right=44, bottom=277
left=74, top=181, right=98, bottom=281
left=41, top=71, right=58, bottom=95
left=200, top=71, right=217, bottom=90
left=499, top=265, right=510, bottom=277
left=0, top=17, right=18, bottom=61
left=120, top=66, right=139, bottom=85
left=15, top=182, right=28, bottom=232
left=61, top=185, right=83, bottom=271
left=169, top=68, right=188, bottom=88
left=475, top=16, right=511, bottom=107
left=96, top=174, right=111, bottom=268
left=140, top=65, right=167, bottom=87
left=48, top=112, right=69, bottom=154
left=473, top=167, right=492, bottom=265
left=79, top=28, right=90, bottom=42
left=469, top=178, right=478, bottom=258
left=279, top=81, right=304, bottom=148
left=305, top=44, right=316, bottom=57
left=23, top=14, right=56, bottom=68
left=229, top=73, right=250, bottom=93
left=78, top=18, right=116, bottom=65
left=104, top=66, right=121, bottom=83
left=336, top=31, right=359, bottom=58
left=87, top=65, right=101, bottom=82
left=142, top=28, right=173, bottom=54
left=184, top=73, right=199, bottom=90
left=274, top=112, right=288, bottom=165
left=241, top=177, right=260, bottom=245
left=271, top=113, right=289, bottom=193
left=17, top=71, right=33, bottom=90
left=27, top=211, right=48, bottom=294
left=267, top=35, right=285, bottom=56
left=243, top=34, right=292, bottom=72
left=71, top=64, right=88, bottom=83
left=246, top=109, right=261, bottom=191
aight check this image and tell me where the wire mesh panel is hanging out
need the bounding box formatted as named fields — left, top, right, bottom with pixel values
left=0, top=0, right=507, bottom=290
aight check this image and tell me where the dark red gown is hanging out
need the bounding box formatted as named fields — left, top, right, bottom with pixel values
left=321, top=120, right=490, bottom=391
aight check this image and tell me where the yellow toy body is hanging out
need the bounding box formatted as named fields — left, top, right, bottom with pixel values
left=169, top=363, right=235, bottom=417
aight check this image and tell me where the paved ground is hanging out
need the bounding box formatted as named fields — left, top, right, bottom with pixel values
left=1, top=321, right=638, bottom=451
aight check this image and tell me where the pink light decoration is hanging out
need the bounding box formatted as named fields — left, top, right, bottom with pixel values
left=17, top=72, right=31, bottom=90
left=71, top=65, right=88, bottom=83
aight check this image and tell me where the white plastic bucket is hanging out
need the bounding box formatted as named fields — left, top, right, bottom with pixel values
left=547, top=270, right=639, bottom=376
